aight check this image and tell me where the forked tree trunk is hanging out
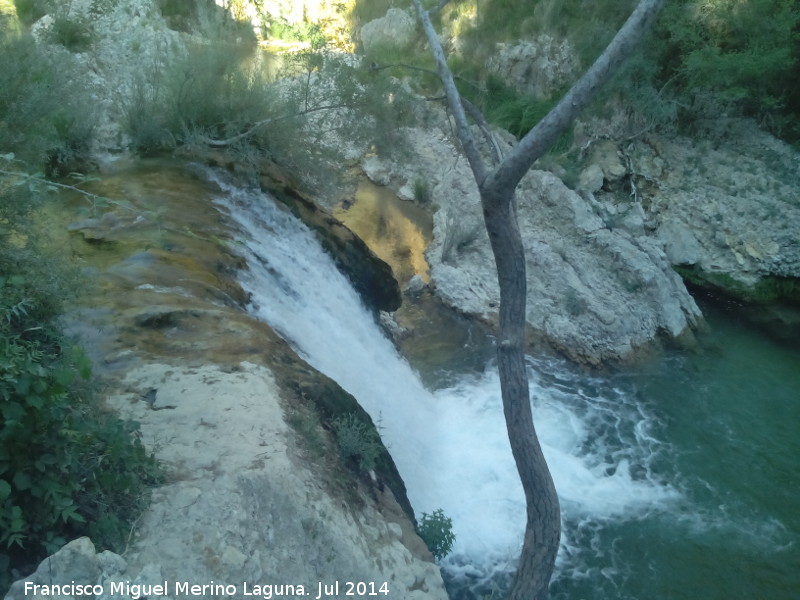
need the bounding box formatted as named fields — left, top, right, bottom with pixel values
left=410, top=1, right=666, bottom=598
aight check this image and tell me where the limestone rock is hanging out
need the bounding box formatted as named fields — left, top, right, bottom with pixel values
left=106, top=362, right=448, bottom=599
left=657, top=218, right=704, bottom=266
left=590, top=139, right=628, bottom=182
left=427, top=167, right=701, bottom=363
left=486, top=36, right=580, bottom=98
left=643, top=121, right=800, bottom=299
left=360, top=8, right=416, bottom=57
left=7, top=363, right=448, bottom=600
left=5, top=538, right=115, bottom=600
left=577, top=164, right=604, bottom=194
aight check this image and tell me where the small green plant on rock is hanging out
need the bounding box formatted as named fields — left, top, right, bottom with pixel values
left=416, top=508, right=455, bottom=560
left=332, top=413, right=382, bottom=472
left=48, top=11, right=94, bottom=52
left=413, top=178, right=431, bottom=205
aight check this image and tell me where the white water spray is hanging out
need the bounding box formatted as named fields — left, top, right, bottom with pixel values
left=210, top=173, right=679, bottom=587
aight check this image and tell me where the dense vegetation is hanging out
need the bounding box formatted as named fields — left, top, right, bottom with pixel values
left=0, top=31, right=93, bottom=173
left=353, top=0, right=800, bottom=144
left=0, top=17, right=159, bottom=590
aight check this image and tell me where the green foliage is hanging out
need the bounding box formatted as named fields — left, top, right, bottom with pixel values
left=416, top=508, right=455, bottom=560
left=12, top=0, right=50, bottom=24
left=120, top=40, right=275, bottom=154
left=47, top=11, right=95, bottom=52
left=413, top=178, right=431, bottom=205
left=266, top=19, right=327, bottom=48
left=332, top=413, right=382, bottom=472
left=286, top=406, right=326, bottom=458
left=120, top=34, right=415, bottom=192
left=0, top=178, right=160, bottom=592
left=0, top=30, right=94, bottom=173
left=0, top=324, right=160, bottom=579
left=481, top=76, right=553, bottom=139
left=413, top=0, right=800, bottom=142
left=649, top=0, right=800, bottom=139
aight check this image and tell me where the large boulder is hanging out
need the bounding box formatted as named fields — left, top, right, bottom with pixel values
left=360, top=8, right=417, bottom=58
left=4, top=538, right=124, bottom=600
left=428, top=166, right=701, bottom=364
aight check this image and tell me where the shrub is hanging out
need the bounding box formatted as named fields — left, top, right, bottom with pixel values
left=425, top=0, right=800, bottom=142
left=417, top=508, right=455, bottom=560
left=332, top=413, right=382, bottom=472
left=48, top=11, right=94, bottom=52
left=0, top=31, right=94, bottom=173
left=120, top=39, right=278, bottom=155
left=413, top=178, right=431, bottom=205
left=650, top=0, right=800, bottom=139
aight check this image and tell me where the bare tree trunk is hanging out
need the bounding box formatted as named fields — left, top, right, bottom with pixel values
left=410, top=1, right=665, bottom=598
left=481, top=189, right=560, bottom=599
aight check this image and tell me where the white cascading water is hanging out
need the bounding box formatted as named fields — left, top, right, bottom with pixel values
left=209, top=173, right=680, bottom=589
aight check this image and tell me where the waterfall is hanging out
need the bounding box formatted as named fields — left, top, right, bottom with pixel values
left=209, top=173, right=680, bottom=590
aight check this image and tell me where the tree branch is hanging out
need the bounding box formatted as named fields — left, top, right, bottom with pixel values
left=202, top=103, right=358, bottom=148
left=0, top=169, right=105, bottom=203
left=421, top=94, right=503, bottom=164
left=369, top=61, right=485, bottom=93
left=410, top=0, right=487, bottom=184
left=461, top=97, right=503, bottom=165
left=485, top=0, right=666, bottom=202
left=410, top=2, right=665, bottom=598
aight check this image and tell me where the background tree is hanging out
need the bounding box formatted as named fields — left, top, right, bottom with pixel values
left=409, top=0, right=666, bottom=598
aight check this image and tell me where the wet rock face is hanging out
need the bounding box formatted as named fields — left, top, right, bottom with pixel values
left=260, top=178, right=402, bottom=313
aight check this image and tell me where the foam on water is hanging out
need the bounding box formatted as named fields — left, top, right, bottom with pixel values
left=211, top=174, right=680, bottom=590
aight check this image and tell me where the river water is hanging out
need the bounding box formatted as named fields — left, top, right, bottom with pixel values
left=210, top=172, right=798, bottom=600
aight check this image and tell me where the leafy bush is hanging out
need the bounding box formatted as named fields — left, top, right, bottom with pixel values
left=332, top=413, right=383, bottom=472
left=417, top=508, right=455, bottom=560
left=420, top=0, right=800, bottom=142
left=266, top=19, right=327, bottom=47
left=413, top=178, right=431, bottom=205
left=471, top=75, right=574, bottom=147
left=649, top=0, right=800, bottom=139
left=48, top=11, right=94, bottom=52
